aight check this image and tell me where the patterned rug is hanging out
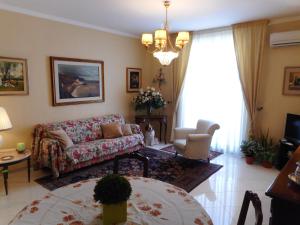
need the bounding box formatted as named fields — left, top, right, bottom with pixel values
left=35, top=148, right=223, bottom=192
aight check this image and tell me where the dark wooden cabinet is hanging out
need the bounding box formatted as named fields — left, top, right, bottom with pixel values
left=135, top=115, right=168, bottom=144
left=265, top=147, right=300, bottom=225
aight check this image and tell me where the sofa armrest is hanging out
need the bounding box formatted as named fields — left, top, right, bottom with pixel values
left=129, top=124, right=143, bottom=135
left=174, top=128, right=197, bottom=139
left=39, top=138, right=67, bottom=178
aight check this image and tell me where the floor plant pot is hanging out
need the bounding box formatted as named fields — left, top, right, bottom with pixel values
left=262, top=161, right=273, bottom=168
left=245, top=156, right=255, bottom=165
left=103, top=201, right=127, bottom=225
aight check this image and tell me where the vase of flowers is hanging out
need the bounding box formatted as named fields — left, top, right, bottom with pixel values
left=133, top=87, right=167, bottom=115
left=94, top=174, right=132, bottom=225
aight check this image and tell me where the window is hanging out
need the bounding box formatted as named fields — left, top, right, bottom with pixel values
left=178, top=28, right=248, bottom=153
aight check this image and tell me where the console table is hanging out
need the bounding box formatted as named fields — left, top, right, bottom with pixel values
left=135, top=115, right=167, bottom=144
left=265, top=147, right=300, bottom=225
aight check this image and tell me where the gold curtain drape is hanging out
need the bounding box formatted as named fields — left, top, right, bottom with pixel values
left=170, top=33, right=193, bottom=141
left=232, top=20, right=268, bottom=137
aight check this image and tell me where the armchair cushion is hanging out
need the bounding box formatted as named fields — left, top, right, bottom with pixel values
left=187, top=134, right=211, bottom=141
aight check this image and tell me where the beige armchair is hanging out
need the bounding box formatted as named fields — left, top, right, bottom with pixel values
left=173, top=119, right=220, bottom=162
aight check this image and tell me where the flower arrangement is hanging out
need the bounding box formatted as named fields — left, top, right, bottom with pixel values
left=133, top=86, right=167, bottom=114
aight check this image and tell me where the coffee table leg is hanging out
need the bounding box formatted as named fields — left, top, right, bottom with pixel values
left=27, top=157, right=31, bottom=182
left=2, top=166, right=8, bottom=195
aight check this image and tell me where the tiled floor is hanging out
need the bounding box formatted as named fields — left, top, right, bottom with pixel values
left=0, top=153, right=278, bottom=225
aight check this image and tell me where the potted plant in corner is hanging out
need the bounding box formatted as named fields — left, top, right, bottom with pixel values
left=240, top=139, right=257, bottom=164
left=94, top=174, right=132, bottom=225
left=255, top=131, right=278, bottom=168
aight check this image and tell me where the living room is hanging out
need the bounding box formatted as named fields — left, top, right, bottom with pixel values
left=0, top=1, right=300, bottom=225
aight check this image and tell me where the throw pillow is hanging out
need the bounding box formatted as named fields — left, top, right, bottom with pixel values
left=122, top=124, right=133, bottom=136
left=101, top=123, right=123, bottom=139
left=49, top=129, right=74, bottom=149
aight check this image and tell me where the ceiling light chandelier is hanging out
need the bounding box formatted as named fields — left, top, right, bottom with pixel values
left=141, top=0, right=189, bottom=66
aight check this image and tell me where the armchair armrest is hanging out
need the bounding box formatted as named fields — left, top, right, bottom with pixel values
left=174, top=128, right=196, bottom=139
left=187, top=134, right=211, bottom=141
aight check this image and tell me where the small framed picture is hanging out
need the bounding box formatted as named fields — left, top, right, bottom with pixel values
left=126, top=67, right=142, bottom=92
left=0, top=56, right=29, bottom=95
left=283, top=67, right=300, bottom=96
left=50, top=56, right=105, bottom=106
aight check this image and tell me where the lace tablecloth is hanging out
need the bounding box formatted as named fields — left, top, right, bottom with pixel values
left=9, top=177, right=213, bottom=225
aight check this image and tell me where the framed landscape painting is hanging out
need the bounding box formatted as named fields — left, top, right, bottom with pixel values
left=126, top=67, right=142, bottom=92
left=0, top=57, right=28, bottom=95
left=283, top=67, right=300, bottom=96
left=50, top=57, right=105, bottom=106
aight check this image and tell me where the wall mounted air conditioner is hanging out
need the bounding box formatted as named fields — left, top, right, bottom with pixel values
left=270, top=30, right=300, bottom=47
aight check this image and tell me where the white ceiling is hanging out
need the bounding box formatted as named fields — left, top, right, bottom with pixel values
left=0, top=0, right=300, bottom=37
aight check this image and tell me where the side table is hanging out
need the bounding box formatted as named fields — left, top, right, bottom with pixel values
left=135, top=114, right=168, bottom=144
left=0, top=149, right=31, bottom=195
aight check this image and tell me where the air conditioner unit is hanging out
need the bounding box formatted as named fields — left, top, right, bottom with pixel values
left=270, top=30, right=300, bottom=47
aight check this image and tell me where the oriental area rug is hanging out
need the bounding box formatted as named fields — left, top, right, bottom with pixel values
left=35, top=147, right=223, bottom=193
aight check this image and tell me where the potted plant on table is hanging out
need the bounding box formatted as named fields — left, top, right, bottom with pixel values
left=133, top=86, right=167, bottom=115
left=94, top=174, right=132, bottom=225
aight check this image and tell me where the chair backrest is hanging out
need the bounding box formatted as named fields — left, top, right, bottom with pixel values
left=237, top=191, right=263, bottom=225
left=196, top=119, right=220, bottom=136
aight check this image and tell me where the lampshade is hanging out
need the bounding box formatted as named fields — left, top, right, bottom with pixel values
left=176, top=32, right=190, bottom=48
left=177, top=32, right=190, bottom=42
left=141, top=33, right=153, bottom=46
left=153, top=51, right=179, bottom=66
left=0, top=107, right=12, bottom=131
left=154, top=29, right=167, bottom=40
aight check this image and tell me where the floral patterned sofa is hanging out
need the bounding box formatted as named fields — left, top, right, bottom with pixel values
left=32, top=114, right=144, bottom=177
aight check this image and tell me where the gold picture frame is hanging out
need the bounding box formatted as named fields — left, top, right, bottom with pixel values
left=126, top=67, right=142, bottom=93
left=283, top=67, right=300, bottom=96
left=50, top=56, right=105, bottom=106
left=0, top=56, right=29, bottom=95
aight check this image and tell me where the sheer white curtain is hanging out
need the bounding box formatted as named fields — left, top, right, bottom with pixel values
left=177, top=28, right=248, bottom=153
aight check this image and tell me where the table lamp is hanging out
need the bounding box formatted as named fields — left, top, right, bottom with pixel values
left=0, top=107, right=12, bottom=146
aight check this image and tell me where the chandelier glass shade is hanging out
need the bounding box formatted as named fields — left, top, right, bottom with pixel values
left=141, top=1, right=189, bottom=66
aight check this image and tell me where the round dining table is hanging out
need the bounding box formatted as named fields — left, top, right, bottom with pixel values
left=9, top=177, right=213, bottom=225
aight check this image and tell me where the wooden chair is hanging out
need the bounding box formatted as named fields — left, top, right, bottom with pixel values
left=237, top=191, right=263, bottom=225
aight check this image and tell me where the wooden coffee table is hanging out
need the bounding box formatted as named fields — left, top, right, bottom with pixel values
left=0, top=148, right=31, bottom=195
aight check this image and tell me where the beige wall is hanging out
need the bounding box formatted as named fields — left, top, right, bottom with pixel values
left=257, top=20, right=300, bottom=141
left=0, top=10, right=145, bottom=149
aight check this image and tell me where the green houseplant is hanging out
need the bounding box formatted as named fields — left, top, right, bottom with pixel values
left=255, top=132, right=277, bottom=168
left=240, top=139, right=257, bottom=164
left=94, top=174, right=132, bottom=225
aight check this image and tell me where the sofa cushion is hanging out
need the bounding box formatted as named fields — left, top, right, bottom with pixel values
left=41, top=114, right=125, bottom=144
left=101, top=123, right=123, bottom=139
left=65, top=134, right=144, bottom=164
left=122, top=124, right=133, bottom=136
left=49, top=129, right=74, bottom=149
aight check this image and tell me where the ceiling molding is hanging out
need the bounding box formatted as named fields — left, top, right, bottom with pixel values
left=270, top=15, right=300, bottom=25
left=0, top=3, right=138, bottom=38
